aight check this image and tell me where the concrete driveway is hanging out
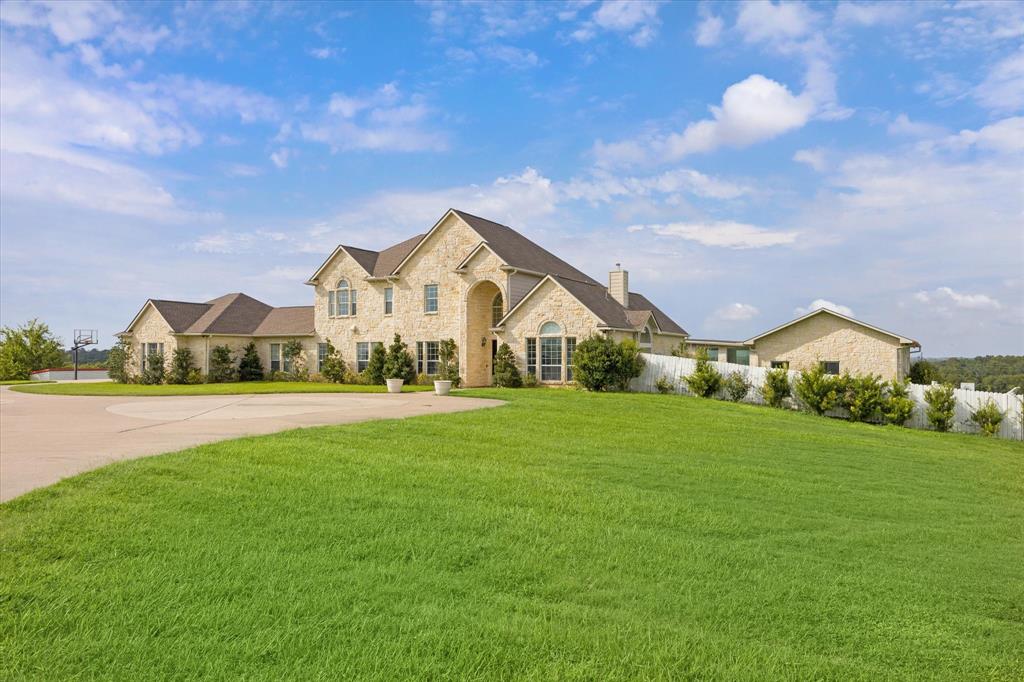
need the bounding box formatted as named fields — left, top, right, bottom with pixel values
left=0, top=387, right=501, bottom=502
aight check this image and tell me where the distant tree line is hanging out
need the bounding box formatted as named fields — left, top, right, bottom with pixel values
left=911, top=355, right=1024, bottom=392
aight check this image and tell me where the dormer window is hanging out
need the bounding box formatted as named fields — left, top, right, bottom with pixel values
left=330, top=278, right=356, bottom=317
left=639, top=325, right=652, bottom=351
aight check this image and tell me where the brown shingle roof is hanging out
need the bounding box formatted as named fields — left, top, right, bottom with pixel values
left=252, top=306, right=315, bottom=336
left=372, top=233, right=424, bottom=276
left=183, top=293, right=273, bottom=334
left=626, top=292, right=687, bottom=336
left=135, top=294, right=313, bottom=337
left=149, top=300, right=211, bottom=333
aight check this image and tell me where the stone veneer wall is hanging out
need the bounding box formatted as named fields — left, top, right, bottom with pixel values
left=752, top=314, right=904, bottom=379
left=126, top=305, right=178, bottom=378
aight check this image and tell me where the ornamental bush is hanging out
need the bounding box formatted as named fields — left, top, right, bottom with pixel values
left=724, top=371, right=751, bottom=402
left=208, top=344, right=236, bottom=383
left=237, top=341, right=264, bottom=382
left=924, top=383, right=956, bottom=432
left=571, top=335, right=644, bottom=392
left=655, top=376, right=674, bottom=394
left=492, top=342, right=522, bottom=388
left=168, top=347, right=196, bottom=385
left=107, top=339, right=134, bottom=384
left=282, top=339, right=307, bottom=381
left=141, top=352, right=165, bottom=385
left=795, top=363, right=841, bottom=415
left=615, top=340, right=645, bottom=391
left=882, top=379, right=915, bottom=426
left=684, top=348, right=721, bottom=398
left=383, top=334, right=415, bottom=382
left=439, top=338, right=461, bottom=387
left=970, top=400, right=1004, bottom=437
left=319, top=340, right=346, bottom=383
left=761, top=368, right=791, bottom=408
left=366, top=344, right=387, bottom=385
left=844, top=373, right=885, bottom=422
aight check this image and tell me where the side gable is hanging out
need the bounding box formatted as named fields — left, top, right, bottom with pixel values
left=746, top=308, right=918, bottom=346
left=121, top=299, right=210, bottom=335
left=497, top=275, right=602, bottom=330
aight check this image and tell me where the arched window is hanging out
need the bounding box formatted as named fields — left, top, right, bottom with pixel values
left=639, top=325, right=652, bottom=350
left=331, top=278, right=355, bottom=317
left=540, top=321, right=561, bottom=336
left=491, top=292, right=504, bottom=327
left=539, top=322, right=564, bottom=381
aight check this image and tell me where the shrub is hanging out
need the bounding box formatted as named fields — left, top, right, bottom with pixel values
left=141, top=352, right=165, bottom=385
left=383, top=334, right=415, bottom=382
left=572, top=335, right=644, bottom=392
left=844, top=374, right=885, bottom=422
left=344, top=370, right=368, bottom=385
left=283, top=339, right=307, bottom=381
left=438, top=338, right=461, bottom=387
left=655, top=376, right=674, bottom=394
left=319, top=340, right=346, bottom=383
left=795, top=363, right=841, bottom=415
left=970, top=400, right=1004, bottom=437
left=909, top=359, right=937, bottom=385
left=724, top=371, right=751, bottom=402
left=269, top=370, right=290, bottom=382
left=107, top=339, right=134, bottom=384
left=761, top=368, right=791, bottom=408
left=670, top=343, right=691, bottom=358
left=882, top=379, right=915, bottom=426
left=366, top=344, right=387, bottom=385
left=187, top=368, right=205, bottom=385
left=924, top=384, right=956, bottom=432
left=237, top=342, right=264, bottom=382
left=522, top=372, right=539, bottom=388
left=168, top=347, right=196, bottom=385
left=493, top=342, right=522, bottom=388
left=208, top=345, right=236, bottom=383
left=684, top=348, right=722, bottom=398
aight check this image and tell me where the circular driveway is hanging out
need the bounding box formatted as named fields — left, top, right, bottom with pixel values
left=0, top=388, right=502, bottom=502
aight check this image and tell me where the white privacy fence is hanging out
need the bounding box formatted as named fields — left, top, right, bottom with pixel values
left=631, top=353, right=1024, bottom=441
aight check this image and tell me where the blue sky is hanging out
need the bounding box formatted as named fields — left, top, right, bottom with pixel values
left=1, top=0, right=1021, bottom=356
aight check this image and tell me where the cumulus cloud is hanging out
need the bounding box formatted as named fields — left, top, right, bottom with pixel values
left=629, top=221, right=798, bottom=249
left=270, top=148, right=292, bottom=169
left=307, top=47, right=338, bottom=59
left=887, top=113, right=947, bottom=138
left=711, top=303, right=760, bottom=322
left=793, top=147, right=827, bottom=171
left=571, top=0, right=662, bottom=47
left=937, top=117, right=1024, bottom=154
left=974, top=50, right=1024, bottom=113
left=794, top=299, right=855, bottom=317
left=913, top=287, right=1001, bottom=311
left=563, top=168, right=750, bottom=203
left=694, top=4, right=724, bottom=47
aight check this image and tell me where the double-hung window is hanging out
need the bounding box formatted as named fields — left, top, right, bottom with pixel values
left=638, top=326, right=652, bottom=351
left=416, top=341, right=439, bottom=375
left=539, top=323, right=564, bottom=382
left=140, top=342, right=164, bottom=371
left=726, top=348, right=750, bottom=366
left=317, top=343, right=328, bottom=372
left=491, top=293, right=503, bottom=327
left=566, top=337, right=577, bottom=382
left=270, top=343, right=281, bottom=372
left=332, top=279, right=356, bottom=317
left=424, top=284, right=439, bottom=313
left=356, top=342, right=369, bottom=372
left=526, top=338, right=537, bottom=376
left=384, top=287, right=393, bottom=315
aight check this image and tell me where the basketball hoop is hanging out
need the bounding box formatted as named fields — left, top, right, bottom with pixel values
left=72, top=329, right=98, bottom=380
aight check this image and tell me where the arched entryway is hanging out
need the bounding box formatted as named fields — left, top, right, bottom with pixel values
left=465, top=280, right=504, bottom=386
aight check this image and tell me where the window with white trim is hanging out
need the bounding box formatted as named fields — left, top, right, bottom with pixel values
left=384, top=287, right=393, bottom=315
left=318, top=343, right=328, bottom=372
left=416, top=341, right=439, bottom=375
left=356, top=342, right=369, bottom=372
left=424, top=284, right=439, bottom=313
left=821, top=360, right=840, bottom=375
left=140, top=342, right=164, bottom=371
left=539, top=321, right=563, bottom=381
left=332, top=279, right=356, bottom=317
left=566, top=337, right=576, bottom=382
left=526, top=338, right=537, bottom=376
left=638, top=326, right=652, bottom=351
left=726, top=348, right=750, bottom=366
left=270, top=343, right=281, bottom=372
left=491, top=292, right=503, bottom=327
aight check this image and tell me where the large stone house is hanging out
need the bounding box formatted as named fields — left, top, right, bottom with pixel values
left=118, top=209, right=918, bottom=384
left=119, top=209, right=687, bottom=386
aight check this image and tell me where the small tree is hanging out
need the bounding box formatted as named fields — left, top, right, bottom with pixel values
left=237, top=342, right=264, bottom=382
left=208, top=344, right=236, bottom=383
left=492, top=342, right=522, bottom=388
left=438, top=338, right=461, bottom=387
left=795, top=363, right=841, bottom=415
left=382, top=334, right=415, bottom=382
left=882, top=379, right=915, bottom=426
left=670, top=342, right=691, bottom=358
left=924, top=383, right=956, bottom=432
left=107, top=339, right=134, bottom=384
left=366, top=343, right=387, bottom=385
left=655, top=376, right=674, bottom=394
left=282, top=339, right=307, bottom=381
left=168, top=347, right=196, bottom=385
left=319, top=340, right=346, bottom=383
left=970, top=400, right=1004, bottom=437
left=141, top=351, right=165, bottom=385
left=845, top=374, right=885, bottom=423
left=614, top=340, right=645, bottom=391
left=572, top=335, right=619, bottom=391
left=761, top=368, right=791, bottom=408
left=724, top=371, right=751, bottom=402
left=0, top=319, right=65, bottom=380
left=909, top=359, right=938, bottom=385
left=684, top=348, right=722, bottom=398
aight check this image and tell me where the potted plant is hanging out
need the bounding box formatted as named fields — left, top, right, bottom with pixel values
left=435, top=338, right=460, bottom=396
left=383, top=334, right=415, bottom=393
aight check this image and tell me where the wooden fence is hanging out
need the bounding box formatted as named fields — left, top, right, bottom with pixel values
left=631, top=353, right=1024, bottom=441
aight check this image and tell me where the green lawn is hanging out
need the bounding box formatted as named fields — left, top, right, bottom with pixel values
left=0, top=380, right=53, bottom=386
left=2, top=390, right=1022, bottom=679
left=8, top=380, right=434, bottom=396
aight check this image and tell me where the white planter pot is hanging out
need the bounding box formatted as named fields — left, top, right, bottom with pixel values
left=434, top=380, right=452, bottom=396
left=386, top=378, right=404, bottom=394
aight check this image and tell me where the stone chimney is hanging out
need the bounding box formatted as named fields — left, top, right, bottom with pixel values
left=609, top=264, right=629, bottom=307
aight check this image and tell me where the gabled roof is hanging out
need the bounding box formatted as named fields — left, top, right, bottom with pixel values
left=121, top=294, right=313, bottom=337
left=744, top=308, right=919, bottom=346
left=306, top=234, right=425, bottom=284
left=498, top=275, right=688, bottom=337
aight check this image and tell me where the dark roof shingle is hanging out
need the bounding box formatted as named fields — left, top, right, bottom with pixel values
left=137, top=294, right=313, bottom=337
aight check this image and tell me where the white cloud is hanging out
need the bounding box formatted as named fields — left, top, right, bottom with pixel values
left=694, top=4, right=723, bottom=47
left=736, top=0, right=817, bottom=45
left=887, top=113, right=947, bottom=138
left=307, top=47, right=338, bottom=59
left=191, top=230, right=291, bottom=254
left=630, top=221, right=798, bottom=249
left=834, top=1, right=915, bottom=27
left=712, top=303, right=760, bottom=322
left=794, top=299, right=854, bottom=317
left=225, top=163, right=263, bottom=178
left=938, top=117, right=1024, bottom=154
left=0, top=0, right=122, bottom=45
left=270, top=148, right=292, bottom=169
left=478, top=44, right=543, bottom=69
left=563, top=168, right=750, bottom=203
left=793, top=147, right=827, bottom=171
left=572, top=0, right=662, bottom=47
left=974, top=50, right=1024, bottom=113
left=913, top=287, right=1001, bottom=311
left=300, top=82, right=446, bottom=153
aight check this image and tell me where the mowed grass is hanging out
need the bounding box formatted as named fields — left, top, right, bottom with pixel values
left=9, top=380, right=433, bottom=396
left=1, top=390, right=1022, bottom=680
left=0, top=380, right=52, bottom=386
